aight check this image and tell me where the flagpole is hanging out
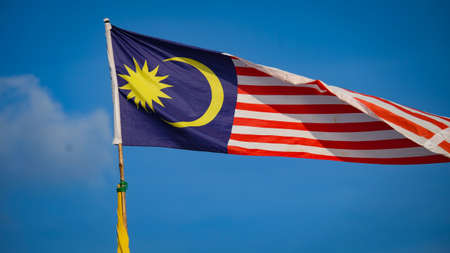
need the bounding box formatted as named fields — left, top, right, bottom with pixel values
left=104, top=18, right=130, bottom=252
left=118, top=143, right=127, bottom=228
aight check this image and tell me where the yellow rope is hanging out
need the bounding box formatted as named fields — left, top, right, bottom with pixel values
left=117, top=191, right=130, bottom=253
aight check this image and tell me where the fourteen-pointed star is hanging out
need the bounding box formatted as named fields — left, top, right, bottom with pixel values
left=119, top=58, right=172, bottom=111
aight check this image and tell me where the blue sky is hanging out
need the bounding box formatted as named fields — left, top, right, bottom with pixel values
left=1, top=0, right=449, bottom=252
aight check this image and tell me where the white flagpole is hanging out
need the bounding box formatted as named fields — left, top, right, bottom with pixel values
left=104, top=18, right=129, bottom=251
left=104, top=18, right=123, bottom=145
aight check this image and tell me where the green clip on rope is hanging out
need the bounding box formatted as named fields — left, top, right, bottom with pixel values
left=117, top=180, right=128, bottom=192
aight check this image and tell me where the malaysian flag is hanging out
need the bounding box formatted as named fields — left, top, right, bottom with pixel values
left=107, top=25, right=450, bottom=165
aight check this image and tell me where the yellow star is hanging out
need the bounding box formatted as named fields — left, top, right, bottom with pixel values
left=119, top=58, right=172, bottom=111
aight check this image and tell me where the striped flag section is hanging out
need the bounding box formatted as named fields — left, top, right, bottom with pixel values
left=227, top=55, right=450, bottom=164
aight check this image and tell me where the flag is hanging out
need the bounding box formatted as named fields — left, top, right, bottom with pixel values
left=109, top=25, right=450, bottom=165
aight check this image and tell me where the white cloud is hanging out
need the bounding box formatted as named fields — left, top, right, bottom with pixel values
left=0, top=75, right=113, bottom=184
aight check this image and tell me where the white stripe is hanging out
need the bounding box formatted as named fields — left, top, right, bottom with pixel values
left=233, top=57, right=314, bottom=84
left=234, top=110, right=379, bottom=123
left=232, top=59, right=247, bottom=67
left=425, top=128, right=450, bottom=150
left=231, top=125, right=404, bottom=141
left=237, top=94, right=345, bottom=105
left=228, top=139, right=432, bottom=158
left=238, top=76, right=314, bottom=87
left=238, top=76, right=307, bottom=86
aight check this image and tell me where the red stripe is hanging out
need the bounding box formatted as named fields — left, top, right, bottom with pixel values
left=235, top=67, right=270, bottom=76
left=229, top=133, right=420, bottom=150
left=229, top=55, right=239, bottom=59
left=235, top=102, right=361, bottom=114
left=238, top=85, right=333, bottom=95
left=439, top=141, right=450, bottom=153
left=227, top=146, right=450, bottom=165
left=355, top=98, right=435, bottom=139
left=233, top=117, right=392, bottom=132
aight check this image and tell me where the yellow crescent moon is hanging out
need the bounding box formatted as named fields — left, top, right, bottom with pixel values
left=162, top=57, right=224, bottom=128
